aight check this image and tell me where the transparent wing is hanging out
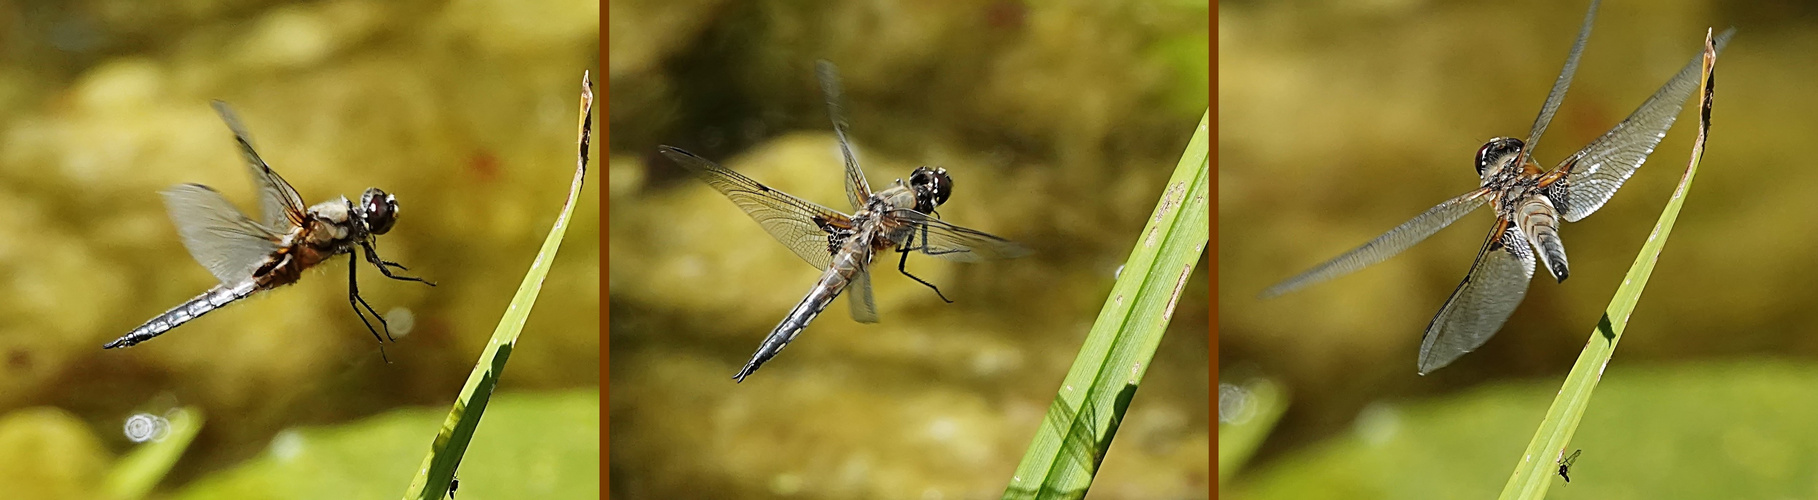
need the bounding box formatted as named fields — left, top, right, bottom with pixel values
left=161, top=183, right=282, bottom=285
left=1262, top=189, right=1491, bottom=298
left=210, top=101, right=306, bottom=230
left=847, top=261, right=880, bottom=323
left=1417, top=220, right=1537, bottom=375
left=816, top=60, right=872, bottom=211
left=1519, top=0, right=1600, bottom=164
left=660, top=145, right=847, bottom=270
left=890, top=210, right=1032, bottom=262
left=1554, top=28, right=1734, bottom=222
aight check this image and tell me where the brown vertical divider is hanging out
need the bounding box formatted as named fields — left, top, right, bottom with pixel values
left=598, top=1, right=611, bottom=499
left=1207, top=2, right=1221, bottom=498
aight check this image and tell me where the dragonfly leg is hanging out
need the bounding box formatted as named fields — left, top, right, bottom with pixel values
left=909, top=215, right=970, bottom=258
left=897, top=240, right=953, bottom=303
left=362, top=241, right=415, bottom=271
left=362, top=242, right=436, bottom=286
left=347, top=259, right=394, bottom=362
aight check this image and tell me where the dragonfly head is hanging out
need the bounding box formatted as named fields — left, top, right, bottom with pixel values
left=907, top=166, right=952, bottom=213
left=358, top=187, right=399, bottom=235
left=1475, top=137, right=1525, bottom=181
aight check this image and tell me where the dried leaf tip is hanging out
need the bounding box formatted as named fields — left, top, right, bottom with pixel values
left=581, top=70, right=593, bottom=101
left=577, top=70, right=595, bottom=176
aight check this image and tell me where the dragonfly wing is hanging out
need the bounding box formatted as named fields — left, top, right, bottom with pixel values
left=889, top=210, right=1031, bottom=262
left=1262, top=189, right=1491, bottom=297
left=161, top=184, right=282, bottom=285
left=846, top=261, right=880, bottom=324
left=660, top=145, right=846, bottom=270
left=1417, top=220, right=1537, bottom=375
left=816, top=60, right=873, bottom=211
left=1555, top=29, right=1733, bottom=222
left=1519, top=0, right=1600, bottom=163
left=210, top=101, right=307, bottom=230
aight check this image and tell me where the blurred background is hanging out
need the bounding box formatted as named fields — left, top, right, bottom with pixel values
left=1221, top=0, right=1818, bottom=497
left=0, top=0, right=598, bottom=498
left=607, top=0, right=1207, bottom=498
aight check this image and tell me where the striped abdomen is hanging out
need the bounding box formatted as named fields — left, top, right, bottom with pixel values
left=104, top=282, right=259, bottom=349
left=733, top=256, right=863, bottom=383
left=1516, top=195, right=1569, bottom=282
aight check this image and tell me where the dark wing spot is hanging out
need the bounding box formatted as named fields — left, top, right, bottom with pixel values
left=814, top=215, right=855, bottom=234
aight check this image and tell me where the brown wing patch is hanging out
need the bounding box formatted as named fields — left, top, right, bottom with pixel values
left=1485, top=217, right=1515, bottom=252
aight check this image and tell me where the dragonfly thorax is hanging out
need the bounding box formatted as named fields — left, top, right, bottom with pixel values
left=306, top=197, right=355, bottom=242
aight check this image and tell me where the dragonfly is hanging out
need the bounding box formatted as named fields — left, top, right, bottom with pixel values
left=103, top=101, right=434, bottom=359
left=661, top=60, right=1031, bottom=383
left=1262, top=0, right=1733, bottom=374
left=1558, top=448, right=1582, bottom=483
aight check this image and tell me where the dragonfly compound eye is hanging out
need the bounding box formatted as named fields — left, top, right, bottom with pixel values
left=361, top=188, right=399, bottom=235
left=909, top=166, right=952, bottom=212
left=1474, top=137, right=1524, bottom=177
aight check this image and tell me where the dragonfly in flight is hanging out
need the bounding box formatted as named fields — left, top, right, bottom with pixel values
left=1263, top=0, right=1733, bottom=374
left=662, top=61, right=1031, bottom=382
left=104, top=101, right=434, bottom=359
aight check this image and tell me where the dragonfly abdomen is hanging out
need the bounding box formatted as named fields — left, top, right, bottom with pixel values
left=104, top=282, right=259, bottom=349
left=1516, top=196, right=1570, bottom=282
left=733, top=265, right=856, bottom=382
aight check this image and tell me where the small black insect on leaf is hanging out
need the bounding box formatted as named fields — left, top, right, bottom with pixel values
left=1557, top=448, right=1582, bottom=483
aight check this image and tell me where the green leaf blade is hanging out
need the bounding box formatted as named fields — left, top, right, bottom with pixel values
left=401, top=71, right=594, bottom=500
left=1003, top=110, right=1208, bottom=499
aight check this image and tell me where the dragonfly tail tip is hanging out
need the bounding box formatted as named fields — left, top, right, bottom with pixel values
left=734, top=363, right=763, bottom=383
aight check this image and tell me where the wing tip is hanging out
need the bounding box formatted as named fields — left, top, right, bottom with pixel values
left=1258, top=278, right=1304, bottom=299
left=657, top=145, right=706, bottom=166
left=1417, top=347, right=1465, bottom=375
left=158, top=184, right=227, bottom=207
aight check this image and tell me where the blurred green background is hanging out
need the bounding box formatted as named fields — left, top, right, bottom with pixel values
left=607, top=0, right=1208, bottom=498
left=0, top=0, right=599, bottom=499
left=1220, top=0, right=1818, bottom=497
